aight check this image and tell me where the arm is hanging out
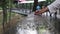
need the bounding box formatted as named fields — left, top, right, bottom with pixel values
left=47, top=0, right=60, bottom=13
left=35, top=0, right=60, bottom=14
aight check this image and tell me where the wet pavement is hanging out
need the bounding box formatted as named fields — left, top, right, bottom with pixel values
left=4, top=12, right=60, bottom=34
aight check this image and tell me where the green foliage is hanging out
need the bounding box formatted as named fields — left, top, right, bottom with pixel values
left=18, top=3, right=33, bottom=9
left=46, top=0, right=55, bottom=4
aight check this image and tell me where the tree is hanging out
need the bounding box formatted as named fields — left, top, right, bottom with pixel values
left=0, top=0, right=8, bottom=33
left=33, top=0, right=38, bottom=11
left=46, top=0, right=55, bottom=5
left=0, top=0, right=12, bottom=32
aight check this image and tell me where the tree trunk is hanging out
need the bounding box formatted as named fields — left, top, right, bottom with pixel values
left=2, top=0, right=7, bottom=33
left=33, top=0, right=38, bottom=11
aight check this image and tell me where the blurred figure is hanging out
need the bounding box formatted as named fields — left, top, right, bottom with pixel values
left=35, top=0, right=60, bottom=15
left=34, top=4, right=41, bottom=15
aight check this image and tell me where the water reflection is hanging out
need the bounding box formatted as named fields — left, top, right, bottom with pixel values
left=3, top=12, right=57, bottom=34
left=16, top=13, right=38, bottom=34
left=16, top=13, right=51, bottom=34
left=16, top=28, right=37, bottom=34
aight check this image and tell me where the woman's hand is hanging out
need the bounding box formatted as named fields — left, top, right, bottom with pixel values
left=34, top=7, right=48, bottom=15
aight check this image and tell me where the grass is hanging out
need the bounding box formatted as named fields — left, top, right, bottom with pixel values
left=7, top=12, right=16, bottom=22
left=0, top=7, right=2, bottom=10
left=0, top=11, right=3, bottom=25
left=0, top=15, right=3, bottom=25
left=0, top=11, right=16, bottom=23
left=0, top=11, right=16, bottom=34
left=39, top=28, right=47, bottom=34
left=38, top=25, right=47, bottom=34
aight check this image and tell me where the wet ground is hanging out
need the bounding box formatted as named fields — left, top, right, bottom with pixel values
left=4, top=12, right=60, bottom=34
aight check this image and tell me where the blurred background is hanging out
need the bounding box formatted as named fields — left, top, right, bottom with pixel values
left=0, top=0, right=60, bottom=34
